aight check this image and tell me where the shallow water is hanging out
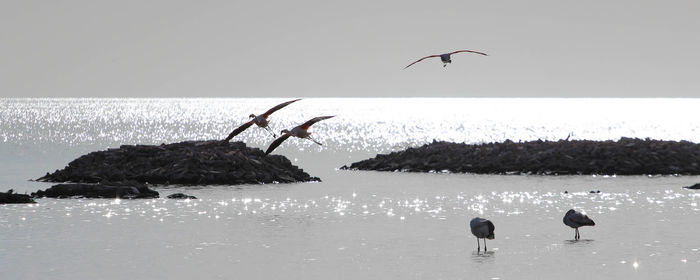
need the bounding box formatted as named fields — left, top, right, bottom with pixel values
left=2, top=98, right=700, bottom=279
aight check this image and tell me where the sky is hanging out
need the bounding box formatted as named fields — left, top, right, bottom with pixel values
left=1, top=0, right=699, bottom=98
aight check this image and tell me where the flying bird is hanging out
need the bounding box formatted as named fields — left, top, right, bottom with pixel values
left=264, top=116, right=335, bottom=155
left=222, top=99, right=301, bottom=142
left=404, top=50, right=488, bottom=69
left=470, top=217, right=495, bottom=252
left=563, top=209, right=596, bottom=240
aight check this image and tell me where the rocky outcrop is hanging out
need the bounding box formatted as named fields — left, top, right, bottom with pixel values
left=31, top=181, right=159, bottom=199
left=685, top=183, right=700, bottom=190
left=37, top=141, right=319, bottom=185
left=167, top=193, right=197, bottom=199
left=343, top=138, right=700, bottom=175
left=0, top=189, right=36, bottom=204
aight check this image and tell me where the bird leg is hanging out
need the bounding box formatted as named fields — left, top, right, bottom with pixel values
left=307, top=135, right=323, bottom=146
left=476, top=238, right=480, bottom=252
left=575, top=228, right=580, bottom=240
left=264, top=126, right=277, bottom=138
left=484, top=238, right=487, bottom=251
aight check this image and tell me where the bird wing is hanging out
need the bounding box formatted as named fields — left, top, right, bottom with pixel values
left=403, top=54, right=441, bottom=69
left=449, top=50, right=488, bottom=56
left=579, top=213, right=595, bottom=226
left=262, top=98, right=302, bottom=118
left=223, top=120, right=254, bottom=142
left=300, top=115, right=335, bottom=130
left=569, top=212, right=595, bottom=226
left=485, top=220, right=495, bottom=233
left=265, top=133, right=292, bottom=155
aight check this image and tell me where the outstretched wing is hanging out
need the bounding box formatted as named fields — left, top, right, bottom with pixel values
left=262, top=98, right=302, bottom=118
left=403, top=54, right=440, bottom=69
left=300, top=115, right=335, bottom=130
left=223, top=120, right=254, bottom=142
left=449, top=50, right=488, bottom=56
left=265, top=134, right=292, bottom=155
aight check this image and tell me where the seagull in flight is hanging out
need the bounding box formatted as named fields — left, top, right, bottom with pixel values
left=265, top=116, right=335, bottom=155
left=404, top=50, right=488, bottom=69
left=222, top=99, right=301, bottom=142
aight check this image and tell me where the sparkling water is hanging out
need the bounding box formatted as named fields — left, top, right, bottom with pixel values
left=1, top=98, right=699, bottom=279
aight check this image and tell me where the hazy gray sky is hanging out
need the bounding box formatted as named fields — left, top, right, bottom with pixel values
left=1, top=0, right=699, bottom=97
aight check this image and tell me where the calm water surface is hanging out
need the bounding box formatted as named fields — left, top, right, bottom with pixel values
left=2, top=98, right=700, bottom=279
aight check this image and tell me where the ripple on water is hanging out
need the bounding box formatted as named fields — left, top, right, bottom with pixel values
left=5, top=188, right=695, bottom=225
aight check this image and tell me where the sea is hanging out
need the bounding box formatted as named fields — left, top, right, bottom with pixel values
left=1, top=98, right=700, bottom=279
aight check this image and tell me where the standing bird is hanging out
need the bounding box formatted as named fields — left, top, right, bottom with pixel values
left=470, top=217, right=495, bottom=252
left=264, top=116, right=335, bottom=155
left=404, top=50, right=488, bottom=69
left=563, top=209, right=596, bottom=240
left=222, top=99, right=301, bottom=142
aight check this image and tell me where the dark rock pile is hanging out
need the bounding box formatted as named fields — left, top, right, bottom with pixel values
left=32, top=181, right=159, bottom=199
left=343, top=138, right=700, bottom=175
left=685, top=183, right=700, bottom=190
left=37, top=141, right=319, bottom=185
left=167, top=193, right=197, bottom=199
left=0, top=190, right=36, bottom=204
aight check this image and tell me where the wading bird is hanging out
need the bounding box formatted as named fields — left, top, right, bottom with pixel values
left=264, top=116, right=335, bottom=155
left=404, top=50, right=488, bottom=69
left=222, top=99, right=301, bottom=142
left=563, top=209, right=595, bottom=240
left=470, top=217, right=495, bottom=252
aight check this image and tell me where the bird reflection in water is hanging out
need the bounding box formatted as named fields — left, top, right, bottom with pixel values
left=471, top=250, right=496, bottom=264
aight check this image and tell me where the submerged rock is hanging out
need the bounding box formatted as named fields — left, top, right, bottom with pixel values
left=684, top=183, right=700, bottom=190
left=167, top=193, right=197, bottom=199
left=0, top=189, right=36, bottom=204
left=37, top=140, right=319, bottom=185
left=31, top=181, right=159, bottom=199
left=343, top=138, right=700, bottom=175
